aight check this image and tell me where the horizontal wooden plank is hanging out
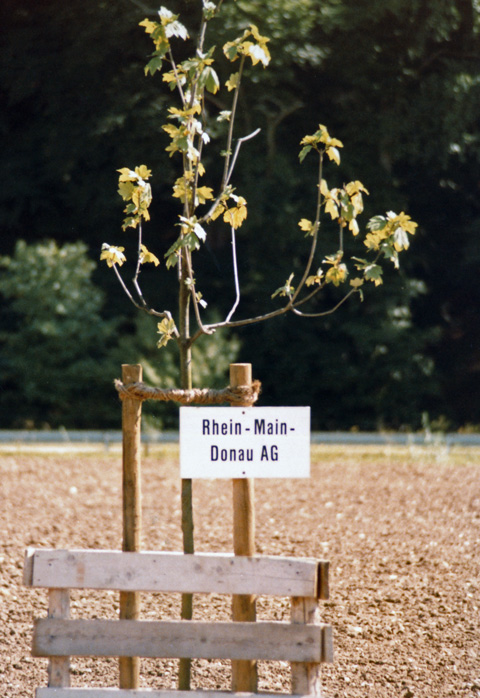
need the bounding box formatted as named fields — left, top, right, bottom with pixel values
left=36, top=690, right=319, bottom=698
left=33, top=619, right=329, bottom=663
left=25, top=549, right=326, bottom=598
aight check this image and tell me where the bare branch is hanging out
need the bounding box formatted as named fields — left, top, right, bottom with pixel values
left=168, top=49, right=187, bottom=108
left=291, top=282, right=327, bottom=308
left=203, top=303, right=293, bottom=333
left=111, top=264, right=174, bottom=322
left=291, top=150, right=324, bottom=304
left=292, top=289, right=358, bottom=318
left=184, top=249, right=215, bottom=339
left=199, top=127, right=262, bottom=225
left=225, top=226, right=241, bottom=323
left=133, top=222, right=144, bottom=290
left=225, top=128, right=261, bottom=187
left=221, top=54, right=246, bottom=189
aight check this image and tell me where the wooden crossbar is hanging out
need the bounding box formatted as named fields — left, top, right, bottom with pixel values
left=34, top=683, right=334, bottom=696
left=24, top=548, right=333, bottom=697
left=33, top=619, right=330, bottom=662
left=24, top=549, right=329, bottom=599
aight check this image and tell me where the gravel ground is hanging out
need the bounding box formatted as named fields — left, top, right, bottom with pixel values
left=1, top=444, right=480, bottom=697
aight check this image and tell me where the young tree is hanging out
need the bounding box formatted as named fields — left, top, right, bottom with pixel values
left=100, top=1, right=417, bottom=685
left=102, top=2, right=417, bottom=379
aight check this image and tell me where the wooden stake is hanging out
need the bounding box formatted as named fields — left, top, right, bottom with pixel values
left=119, top=364, right=142, bottom=689
left=230, top=363, right=257, bottom=693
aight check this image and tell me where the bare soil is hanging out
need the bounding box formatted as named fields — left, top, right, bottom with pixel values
left=1, top=444, right=480, bottom=697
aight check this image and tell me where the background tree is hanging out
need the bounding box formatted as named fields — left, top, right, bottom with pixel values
left=0, top=241, right=119, bottom=428
left=0, top=240, right=239, bottom=429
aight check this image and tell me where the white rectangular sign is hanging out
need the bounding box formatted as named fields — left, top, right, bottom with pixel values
left=180, top=406, right=310, bottom=479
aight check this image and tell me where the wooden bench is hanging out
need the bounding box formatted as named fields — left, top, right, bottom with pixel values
left=24, top=548, right=333, bottom=697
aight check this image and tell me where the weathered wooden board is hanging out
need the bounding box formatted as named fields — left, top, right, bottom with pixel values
left=33, top=619, right=329, bottom=663
left=24, top=549, right=327, bottom=599
left=35, top=690, right=321, bottom=698
left=291, top=596, right=322, bottom=696
left=321, top=625, right=334, bottom=664
left=47, top=589, right=70, bottom=688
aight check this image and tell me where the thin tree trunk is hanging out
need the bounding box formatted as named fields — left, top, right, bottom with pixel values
left=178, top=250, right=194, bottom=690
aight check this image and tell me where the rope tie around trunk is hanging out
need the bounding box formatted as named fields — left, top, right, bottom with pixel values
left=114, top=379, right=261, bottom=406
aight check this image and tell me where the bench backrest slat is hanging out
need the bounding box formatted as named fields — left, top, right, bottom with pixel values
left=24, top=549, right=328, bottom=599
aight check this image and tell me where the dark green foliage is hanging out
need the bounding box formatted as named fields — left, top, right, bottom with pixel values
left=0, top=241, right=120, bottom=427
left=1, top=0, right=479, bottom=428
left=0, top=240, right=239, bottom=428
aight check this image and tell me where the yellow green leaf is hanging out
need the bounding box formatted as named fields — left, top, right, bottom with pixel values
left=363, top=264, right=383, bottom=286
left=317, top=124, right=343, bottom=149
left=196, top=186, right=214, bottom=204
left=118, top=181, right=135, bottom=201
left=223, top=25, right=270, bottom=68
left=326, top=146, right=341, bottom=166
left=301, top=125, right=343, bottom=158
left=349, top=218, right=360, bottom=235
left=387, top=211, right=418, bottom=236
left=306, top=268, right=324, bottom=286
left=325, top=198, right=339, bottom=220
left=393, top=228, right=410, bottom=251
left=135, top=165, right=152, bottom=180
left=131, top=182, right=152, bottom=211
left=117, top=167, right=136, bottom=182
left=139, top=244, right=160, bottom=266
left=345, top=180, right=368, bottom=216
left=157, top=317, right=177, bottom=348
left=223, top=39, right=240, bottom=62
left=245, top=42, right=271, bottom=66
left=162, top=69, right=178, bottom=84
left=138, top=18, right=157, bottom=34
left=250, top=24, right=268, bottom=45
left=321, top=181, right=340, bottom=220
left=100, top=243, right=126, bottom=268
left=345, top=180, right=369, bottom=197
left=226, top=72, right=240, bottom=91
left=168, top=104, right=201, bottom=118
left=325, top=264, right=348, bottom=286
left=364, top=232, right=383, bottom=250
left=298, top=218, right=313, bottom=233
left=300, top=134, right=318, bottom=147
left=320, top=178, right=330, bottom=197
left=208, top=202, right=226, bottom=221
left=223, top=197, right=247, bottom=228
left=172, top=176, right=188, bottom=202
left=162, top=123, right=182, bottom=138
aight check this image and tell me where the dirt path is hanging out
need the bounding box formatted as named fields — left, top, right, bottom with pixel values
left=1, top=444, right=479, bottom=697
